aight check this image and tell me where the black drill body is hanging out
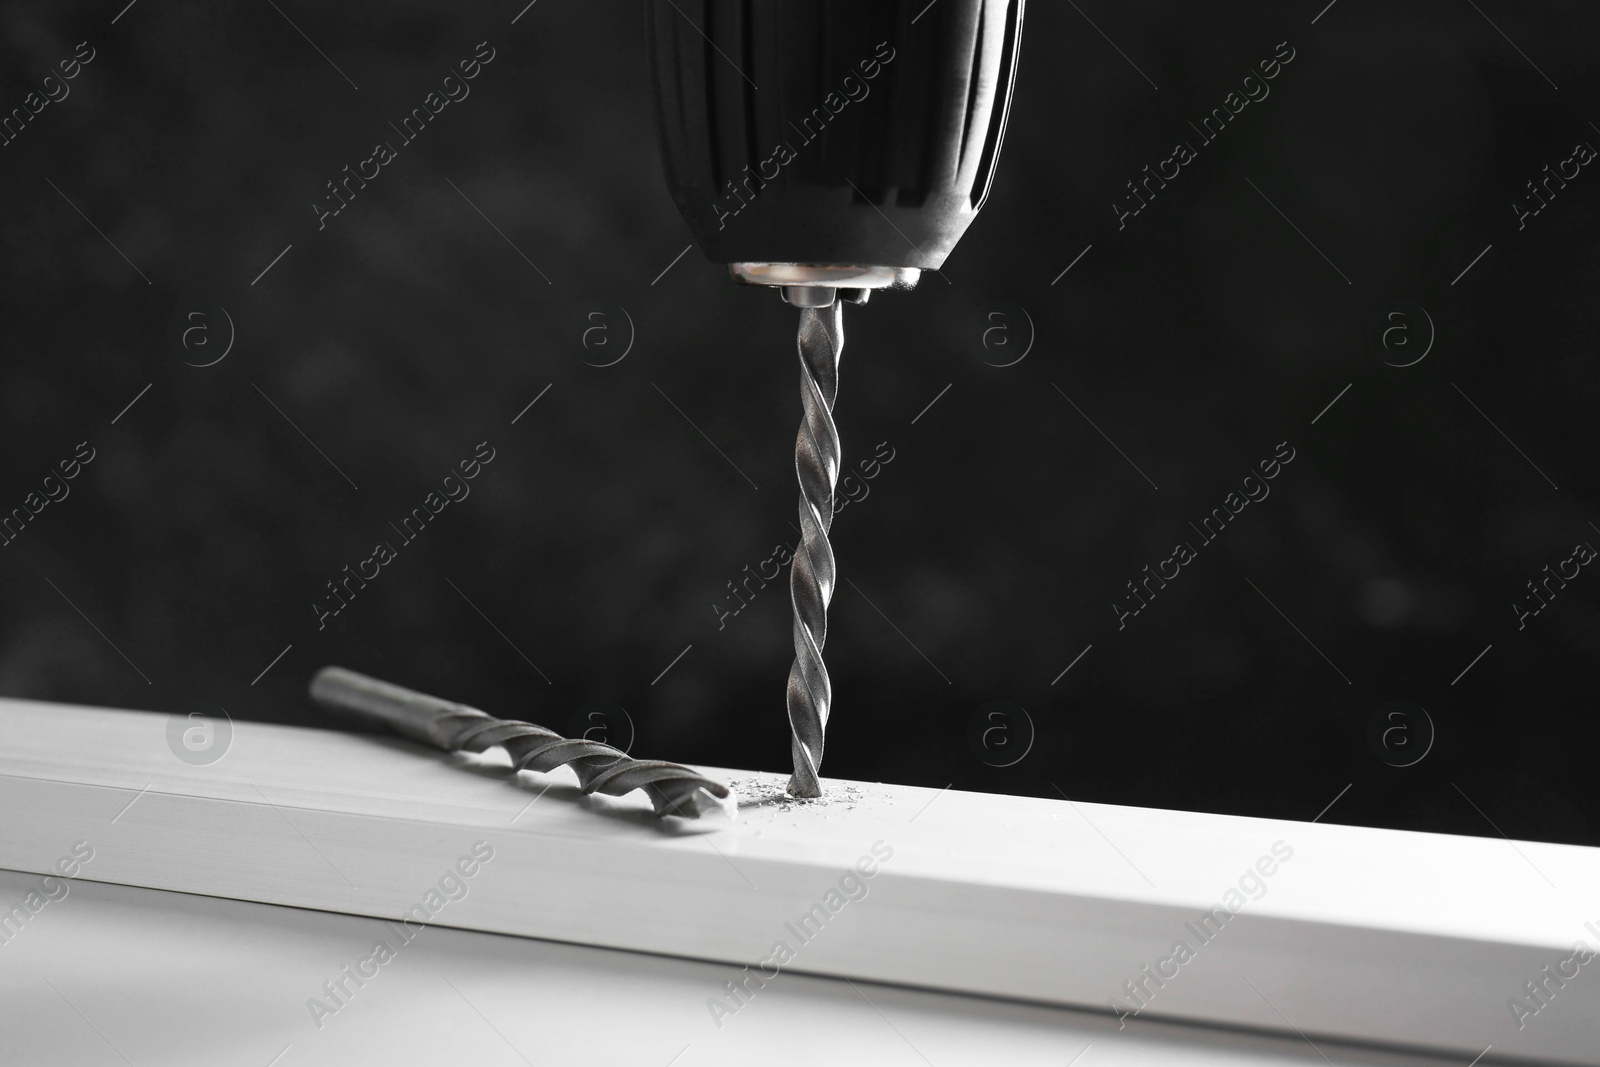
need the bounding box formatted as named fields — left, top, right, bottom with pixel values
left=648, top=0, right=1024, bottom=273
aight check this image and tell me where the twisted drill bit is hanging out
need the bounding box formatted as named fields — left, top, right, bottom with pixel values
left=309, top=666, right=733, bottom=819
left=786, top=299, right=844, bottom=798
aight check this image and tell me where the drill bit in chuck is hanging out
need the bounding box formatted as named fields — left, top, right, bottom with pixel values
left=786, top=298, right=844, bottom=798
left=309, top=666, right=733, bottom=820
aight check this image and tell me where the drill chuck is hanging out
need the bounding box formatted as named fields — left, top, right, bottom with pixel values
left=647, top=0, right=1026, bottom=283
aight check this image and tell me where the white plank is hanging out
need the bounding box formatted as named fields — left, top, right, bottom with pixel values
left=0, top=870, right=1487, bottom=1067
left=1, top=696, right=1596, bottom=1064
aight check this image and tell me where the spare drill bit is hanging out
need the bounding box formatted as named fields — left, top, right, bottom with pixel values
left=309, top=666, right=733, bottom=819
left=786, top=297, right=844, bottom=798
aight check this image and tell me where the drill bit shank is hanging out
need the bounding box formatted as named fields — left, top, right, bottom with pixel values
left=309, top=667, right=732, bottom=819
left=787, top=300, right=844, bottom=798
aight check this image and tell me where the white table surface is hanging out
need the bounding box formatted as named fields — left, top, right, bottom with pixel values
left=0, top=870, right=1500, bottom=1067
left=5, top=697, right=1599, bottom=1064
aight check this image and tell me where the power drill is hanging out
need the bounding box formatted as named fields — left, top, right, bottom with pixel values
left=647, top=0, right=1026, bottom=796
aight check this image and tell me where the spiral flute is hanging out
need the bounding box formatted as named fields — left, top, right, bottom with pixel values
left=786, top=300, right=844, bottom=798
left=309, top=667, right=732, bottom=819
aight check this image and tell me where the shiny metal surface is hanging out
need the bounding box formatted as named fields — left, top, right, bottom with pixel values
left=309, top=666, right=731, bottom=819
left=730, top=262, right=920, bottom=291
left=786, top=303, right=844, bottom=798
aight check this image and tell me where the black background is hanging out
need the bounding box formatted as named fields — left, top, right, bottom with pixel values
left=2, top=0, right=1596, bottom=846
